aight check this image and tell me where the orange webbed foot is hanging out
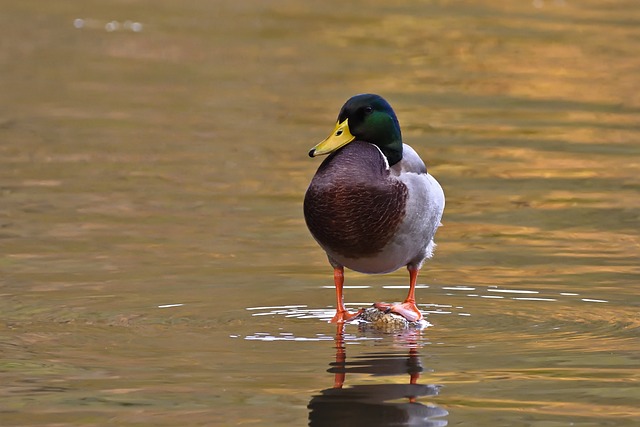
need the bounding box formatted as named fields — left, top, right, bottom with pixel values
left=330, top=308, right=363, bottom=324
left=389, top=302, right=423, bottom=322
left=373, top=302, right=393, bottom=312
left=373, top=301, right=423, bottom=322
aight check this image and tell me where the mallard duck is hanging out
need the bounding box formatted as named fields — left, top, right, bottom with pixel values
left=304, top=94, right=445, bottom=323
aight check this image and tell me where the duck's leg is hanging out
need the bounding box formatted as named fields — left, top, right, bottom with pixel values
left=393, top=266, right=424, bottom=321
left=330, top=266, right=362, bottom=323
left=374, top=266, right=423, bottom=322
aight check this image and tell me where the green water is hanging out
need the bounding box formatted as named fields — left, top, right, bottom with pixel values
left=1, top=1, right=638, bottom=425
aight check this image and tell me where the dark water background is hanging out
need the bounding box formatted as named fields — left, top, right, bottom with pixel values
left=1, top=1, right=638, bottom=425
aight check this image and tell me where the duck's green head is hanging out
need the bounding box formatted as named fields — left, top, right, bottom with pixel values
left=309, top=94, right=403, bottom=166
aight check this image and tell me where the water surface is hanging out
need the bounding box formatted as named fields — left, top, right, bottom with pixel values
left=1, top=1, right=639, bottom=425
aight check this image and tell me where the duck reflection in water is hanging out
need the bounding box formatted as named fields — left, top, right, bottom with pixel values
left=308, top=324, right=448, bottom=427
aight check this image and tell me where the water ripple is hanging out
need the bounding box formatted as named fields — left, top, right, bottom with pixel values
left=240, top=284, right=632, bottom=352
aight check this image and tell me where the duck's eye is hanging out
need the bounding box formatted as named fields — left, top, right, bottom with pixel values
left=363, top=106, right=373, bottom=114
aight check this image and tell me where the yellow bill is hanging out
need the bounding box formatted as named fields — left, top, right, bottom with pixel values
left=308, top=119, right=355, bottom=157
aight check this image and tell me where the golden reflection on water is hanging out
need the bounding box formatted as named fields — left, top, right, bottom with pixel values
left=1, top=0, right=639, bottom=425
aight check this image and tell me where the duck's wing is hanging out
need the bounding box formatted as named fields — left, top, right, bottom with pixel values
left=390, top=144, right=428, bottom=176
left=390, top=145, right=444, bottom=216
left=391, top=144, right=445, bottom=266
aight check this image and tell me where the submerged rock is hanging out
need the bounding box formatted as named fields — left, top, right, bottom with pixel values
left=356, top=306, right=424, bottom=331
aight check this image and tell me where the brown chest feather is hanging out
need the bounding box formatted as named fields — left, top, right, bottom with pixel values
left=304, top=142, right=408, bottom=259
